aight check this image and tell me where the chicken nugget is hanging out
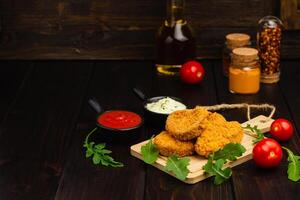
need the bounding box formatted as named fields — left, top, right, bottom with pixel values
left=195, top=121, right=243, bottom=157
left=154, top=131, right=194, bottom=157
left=200, top=112, right=227, bottom=128
left=165, top=107, right=210, bottom=141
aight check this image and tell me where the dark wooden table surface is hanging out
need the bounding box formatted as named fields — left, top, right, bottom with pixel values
left=0, top=60, right=300, bottom=200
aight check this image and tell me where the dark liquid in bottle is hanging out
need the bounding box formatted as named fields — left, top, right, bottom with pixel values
left=156, top=19, right=196, bottom=75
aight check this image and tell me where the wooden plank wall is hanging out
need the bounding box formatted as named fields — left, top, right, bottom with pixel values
left=281, top=0, right=300, bottom=29
left=0, top=0, right=299, bottom=59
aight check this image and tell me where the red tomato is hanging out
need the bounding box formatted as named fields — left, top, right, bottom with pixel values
left=180, top=61, right=205, bottom=84
left=270, top=118, right=294, bottom=141
left=252, top=138, right=283, bottom=168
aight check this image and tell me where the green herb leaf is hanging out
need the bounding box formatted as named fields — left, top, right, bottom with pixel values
left=214, top=165, right=232, bottom=185
left=85, top=147, right=94, bottom=158
left=213, top=143, right=246, bottom=162
left=88, top=142, right=95, bottom=149
left=243, top=124, right=264, bottom=144
left=83, top=127, right=124, bottom=168
left=203, top=157, right=232, bottom=185
left=93, top=153, right=101, bottom=164
left=164, top=155, right=190, bottom=181
left=141, top=136, right=159, bottom=164
left=282, top=147, right=300, bottom=182
left=203, top=143, right=246, bottom=185
left=100, top=155, right=124, bottom=167
left=203, top=156, right=214, bottom=174
left=213, top=159, right=232, bottom=185
left=100, top=149, right=112, bottom=154
left=95, top=143, right=105, bottom=151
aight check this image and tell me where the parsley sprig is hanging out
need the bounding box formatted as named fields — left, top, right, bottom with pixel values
left=243, top=124, right=264, bottom=144
left=203, top=143, right=246, bottom=185
left=83, top=127, right=124, bottom=167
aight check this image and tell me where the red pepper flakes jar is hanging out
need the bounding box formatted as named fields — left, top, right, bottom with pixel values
left=257, top=16, right=283, bottom=83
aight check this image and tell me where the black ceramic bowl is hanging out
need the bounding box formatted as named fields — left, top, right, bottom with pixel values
left=95, top=110, right=144, bottom=143
left=143, top=96, right=186, bottom=129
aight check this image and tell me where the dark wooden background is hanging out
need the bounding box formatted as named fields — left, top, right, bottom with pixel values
left=0, top=0, right=300, bottom=59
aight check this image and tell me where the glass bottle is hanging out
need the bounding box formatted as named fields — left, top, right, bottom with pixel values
left=229, top=47, right=261, bottom=94
left=257, top=16, right=283, bottom=83
left=155, top=0, right=196, bottom=76
left=222, top=33, right=251, bottom=76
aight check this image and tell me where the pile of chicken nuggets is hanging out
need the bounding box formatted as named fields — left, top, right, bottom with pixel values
left=153, top=107, right=244, bottom=158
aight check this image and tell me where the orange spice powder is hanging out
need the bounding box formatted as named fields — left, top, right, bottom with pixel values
left=229, top=67, right=260, bottom=94
left=229, top=48, right=261, bottom=94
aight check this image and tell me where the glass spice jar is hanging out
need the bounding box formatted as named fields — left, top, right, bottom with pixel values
left=257, top=16, right=283, bottom=83
left=222, top=33, right=251, bottom=76
left=229, top=47, right=261, bottom=94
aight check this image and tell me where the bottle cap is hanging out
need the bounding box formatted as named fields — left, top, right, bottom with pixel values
left=232, top=47, right=258, bottom=63
left=226, top=33, right=250, bottom=49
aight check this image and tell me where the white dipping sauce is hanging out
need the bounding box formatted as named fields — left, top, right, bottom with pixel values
left=145, top=97, right=186, bottom=114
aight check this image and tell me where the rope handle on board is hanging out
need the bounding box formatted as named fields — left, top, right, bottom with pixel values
left=198, top=103, right=276, bottom=122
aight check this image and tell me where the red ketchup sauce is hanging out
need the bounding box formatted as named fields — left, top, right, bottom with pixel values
left=97, top=110, right=142, bottom=129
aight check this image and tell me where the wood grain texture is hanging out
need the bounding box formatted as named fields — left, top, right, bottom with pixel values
left=0, top=0, right=299, bottom=59
left=213, top=60, right=300, bottom=200
left=0, top=60, right=300, bottom=199
left=55, top=61, right=151, bottom=200
left=0, top=62, right=93, bottom=200
left=280, top=60, right=300, bottom=134
left=0, top=61, right=31, bottom=121
left=281, top=0, right=300, bottom=29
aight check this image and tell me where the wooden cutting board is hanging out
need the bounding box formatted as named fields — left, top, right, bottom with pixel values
left=130, top=115, right=274, bottom=184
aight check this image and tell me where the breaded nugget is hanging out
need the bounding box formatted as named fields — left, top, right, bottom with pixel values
left=154, top=131, right=194, bottom=157
left=200, top=112, right=227, bottom=128
left=195, top=121, right=243, bottom=157
left=165, top=107, right=210, bottom=141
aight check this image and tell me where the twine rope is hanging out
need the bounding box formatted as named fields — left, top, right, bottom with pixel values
left=198, top=103, right=276, bottom=122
